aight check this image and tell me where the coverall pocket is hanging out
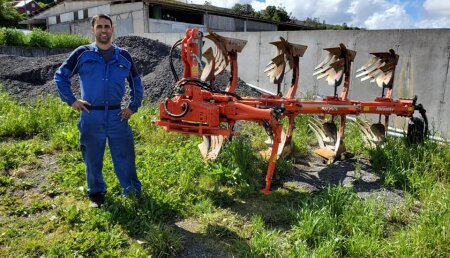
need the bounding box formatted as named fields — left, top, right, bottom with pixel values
left=110, top=62, right=130, bottom=83
left=79, top=59, right=99, bottom=76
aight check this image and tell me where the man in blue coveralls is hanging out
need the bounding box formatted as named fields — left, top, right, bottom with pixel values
left=54, top=14, right=144, bottom=208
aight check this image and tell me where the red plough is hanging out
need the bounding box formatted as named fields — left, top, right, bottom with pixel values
left=156, top=28, right=428, bottom=194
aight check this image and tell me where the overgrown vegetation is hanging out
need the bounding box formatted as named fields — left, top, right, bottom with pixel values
left=0, top=86, right=448, bottom=257
left=230, top=3, right=292, bottom=23
left=0, top=27, right=90, bottom=48
left=302, top=17, right=362, bottom=30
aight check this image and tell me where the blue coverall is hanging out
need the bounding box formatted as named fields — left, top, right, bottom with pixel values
left=54, top=43, right=144, bottom=198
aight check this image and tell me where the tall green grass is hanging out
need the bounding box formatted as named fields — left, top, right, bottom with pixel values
left=1, top=87, right=449, bottom=257
left=0, top=27, right=90, bottom=48
left=0, top=90, right=78, bottom=139
left=370, top=137, right=450, bottom=196
left=0, top=27, right=27, bottom=46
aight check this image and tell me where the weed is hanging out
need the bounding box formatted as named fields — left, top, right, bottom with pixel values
left=29, top=28, right=51, bottom=48
left=344, top=119, right=367, bottom=156
left=210, top=136, right=263, bottom=190
left=292, top=115, right=316, bottom=155
left=370, top=137, right=450, bottom=196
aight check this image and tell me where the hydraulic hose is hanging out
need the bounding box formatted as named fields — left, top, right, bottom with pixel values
left=170, top=39, right=183, bottom=82
left=164, top=98, right=189, bottom=118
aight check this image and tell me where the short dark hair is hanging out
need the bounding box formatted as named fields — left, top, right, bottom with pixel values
left=91, top=14, right=113, bottom=27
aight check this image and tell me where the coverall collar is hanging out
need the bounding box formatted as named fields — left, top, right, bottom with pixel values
left=90, top=42, right=120, bottom=62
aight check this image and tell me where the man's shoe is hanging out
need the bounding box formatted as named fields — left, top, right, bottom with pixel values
left=88, top=192, right=105, bottom=208
left=89, top=200, right=101, bottom=208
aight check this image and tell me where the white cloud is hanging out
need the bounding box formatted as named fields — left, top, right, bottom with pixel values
left=363, top=5, right=413, bottom=29
left=415, top=17, right=450, bottom=28
left=347, top=0, right=390, bottom=27
left=423, top=0, right=450, bottom=16
left=418, top=0, right=450, bottom=28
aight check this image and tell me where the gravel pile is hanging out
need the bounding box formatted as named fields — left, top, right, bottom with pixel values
left=0, top=35, right=260, bottom=102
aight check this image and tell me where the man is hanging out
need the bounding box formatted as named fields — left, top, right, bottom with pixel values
left=54, top=14, right=144, bottom=208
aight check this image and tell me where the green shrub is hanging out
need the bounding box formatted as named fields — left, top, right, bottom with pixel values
left=29, top=28, right=51, bottom=48
left=3, top=28, right=26, bottom=46
left=50, top=33, right=90, bottom=48
left=0, top=28, right=89, bottom=48
left=0, top=28, right=6, bottom=45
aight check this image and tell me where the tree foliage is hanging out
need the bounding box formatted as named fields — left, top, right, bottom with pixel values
left=302, top=17, right=362, bottom=30
left=231, top=3, right=256, bottom=17
left=258, top=5, right=291, bottom=22
left=0, top=0, right=25, bottom=26
left=231, top=4, right=292, bottom=23
left=37, top=2, right=47, bottom=9
left=230, top=3, right=362, bottom=30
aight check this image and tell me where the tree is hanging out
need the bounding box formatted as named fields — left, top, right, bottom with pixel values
left=0, top=0, right=25, bottom=27
left=303, top=17, right=326, bottom=28
left=231, top=3, right=256, bottom=17
left=258, top=5, right=291, bottom=23
left=37, top=2, right=47, bottom=8
left=341, top=22, right=349, bottom=30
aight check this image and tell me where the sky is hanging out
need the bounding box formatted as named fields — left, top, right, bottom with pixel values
left=187, top=0, right=450, bottom=29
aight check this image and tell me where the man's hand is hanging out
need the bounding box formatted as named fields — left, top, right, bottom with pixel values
left=119, top=108, right=134, bottom=121
left=72, top=100, right=91, bottom=112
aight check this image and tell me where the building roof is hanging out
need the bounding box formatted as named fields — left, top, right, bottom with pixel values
left=14, top=0, right=35, bottom=8
left=143, top=0, right=314, bottom=30
left=26, top=0, right=315, bottom=30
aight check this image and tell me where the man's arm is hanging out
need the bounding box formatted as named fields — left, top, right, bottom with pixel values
left=54, top=47, right=86, bottom=106
left=124, top=52, right=144, bottom=114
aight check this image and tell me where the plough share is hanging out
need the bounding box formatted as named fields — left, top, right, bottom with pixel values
left=156, top=28, right=428, bottom=194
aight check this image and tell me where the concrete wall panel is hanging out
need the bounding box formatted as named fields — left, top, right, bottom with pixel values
left=396, top=30, right=450, bottom=135
left=258, top=31, right=288, bottom=94
left=234, top=32, right=261, bottom=87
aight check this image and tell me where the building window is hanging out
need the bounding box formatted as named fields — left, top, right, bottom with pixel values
left=56, top=15, right=60, bottom=24
left=84, top=9, right=88, bottom=19
left=74, top=11, right=78, bottom=20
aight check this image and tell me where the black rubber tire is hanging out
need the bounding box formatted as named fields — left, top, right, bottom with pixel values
left=407, top=117, right=425, bottom=144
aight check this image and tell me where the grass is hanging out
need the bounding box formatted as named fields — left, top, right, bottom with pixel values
left=0, top=87, right=449, bottom=257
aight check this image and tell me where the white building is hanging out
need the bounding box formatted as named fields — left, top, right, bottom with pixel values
left=23, top=0, right=313, bottom=38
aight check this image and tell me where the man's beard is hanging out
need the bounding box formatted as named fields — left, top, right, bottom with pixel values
left=96, top=33, right=112, bottom=44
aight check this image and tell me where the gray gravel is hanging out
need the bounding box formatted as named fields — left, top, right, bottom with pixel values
left=0, top=35, right=260, bottom=102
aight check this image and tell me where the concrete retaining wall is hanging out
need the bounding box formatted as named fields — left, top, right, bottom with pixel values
left=136, top=29, right=450, bottom=138
left=0, top=46, right=72, bottom=57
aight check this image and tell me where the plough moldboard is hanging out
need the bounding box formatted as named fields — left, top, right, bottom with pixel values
left=156, top=28, right=428, bottom=194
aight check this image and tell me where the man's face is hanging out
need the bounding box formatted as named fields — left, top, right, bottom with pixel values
left=92, top=17, right=113, bottom=44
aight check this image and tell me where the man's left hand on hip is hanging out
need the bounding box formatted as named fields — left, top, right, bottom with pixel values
left=119, top=108, right=134, bottom=121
